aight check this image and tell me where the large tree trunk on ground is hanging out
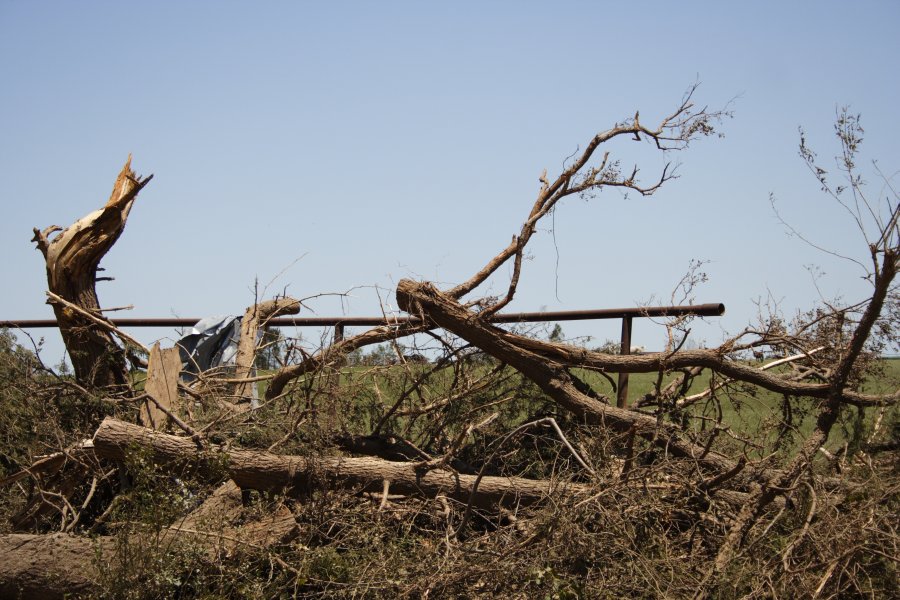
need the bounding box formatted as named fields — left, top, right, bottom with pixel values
left=92, top=418, right=587, bottom=508
left=175, top=479, right=298, bottom=551
left=0, top=533, right=116, bottom=600
left=32, top=157, right=152, bottom=388
left=0, top=486, right=296, bottom=600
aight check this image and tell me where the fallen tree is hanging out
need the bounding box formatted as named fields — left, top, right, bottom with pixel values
left=92, top=417, right=589, bottom=508
left=0, top=481, right=298, bottom=600
left=396, top=278, right=742, bottom=477
left=0, top=533, right=117, bottom=600
left=4, top=92, right=898, bottom=598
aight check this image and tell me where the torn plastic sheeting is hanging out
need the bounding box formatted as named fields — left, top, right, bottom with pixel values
left=175, top=316, right=271, bottom=408
left=176, top=316, right=242, bottom=380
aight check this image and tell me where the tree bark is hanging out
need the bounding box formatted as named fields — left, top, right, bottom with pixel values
left=92, top=418, right=587, bottom=508
left=233, top=297, right=300, bottom=401
left=139, top=342, right=183, bottom=429
left=706, top=248, right=899, bottom=583
left=0, top=487, right=296, bottom=600
left=395, top=279, right=740, bottom=477
left=32, top=156, right=152, bottom=388
left=469, top=323, right=893, bottom=406
left=0, top=533, right=116, bottom=600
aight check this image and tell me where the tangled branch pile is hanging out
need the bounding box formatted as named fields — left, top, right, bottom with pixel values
left=1, top=89, right=898, bottom=599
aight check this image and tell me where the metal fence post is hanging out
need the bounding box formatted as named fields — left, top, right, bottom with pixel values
left=616, top=316, right=632, bottom=408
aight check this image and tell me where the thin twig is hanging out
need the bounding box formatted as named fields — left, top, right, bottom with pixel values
left=46, top=291, right=148, bottom=352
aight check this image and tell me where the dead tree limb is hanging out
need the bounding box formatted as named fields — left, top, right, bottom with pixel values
left=92, top=417, right=588, bottom=508
left=266, top=90, right=727, bottom=402
left=265, top=320, right=430, bottom=400
left=45, top=290, right=149, bottom=353
left=706, top=246, right=899, bottom=581
left=396, top=279, right=740, bottom=476
left=32, top=156, right=152, bottom=388
left=233, top=296, right=300, bottom=401
left=447, top=86, right=724, bottom=310
left=698, top=111, right=900, bottom=591
left=0, top=443, right=94, bottom=489
left=474, top=329, right=898, bottom=407
left=673, top=346, right=826, bottom=408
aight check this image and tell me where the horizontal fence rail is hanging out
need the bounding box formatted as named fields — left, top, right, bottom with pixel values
left=2, top=303, right=725, bottom=410
left=0, top=303, right=725, bottom=329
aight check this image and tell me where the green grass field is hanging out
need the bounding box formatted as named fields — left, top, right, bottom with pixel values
left=249, top=357, right=899, bottom=460
left=576, top=358, right=900, bottom=456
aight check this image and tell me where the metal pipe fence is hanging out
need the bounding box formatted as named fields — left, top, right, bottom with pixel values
left=0, top=304, right=724, bottom=330
left=2, top=302, right=725, bottom=407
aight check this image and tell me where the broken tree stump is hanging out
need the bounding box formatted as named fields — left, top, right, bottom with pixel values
left=32, top=156, right=152, bottom=388
left=139, top=342, right=183, bottom=429
left=233, top=296, right=300, bottom=402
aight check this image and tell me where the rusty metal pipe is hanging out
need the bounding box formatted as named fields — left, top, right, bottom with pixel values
left=0, top=303, right=724, bottom=329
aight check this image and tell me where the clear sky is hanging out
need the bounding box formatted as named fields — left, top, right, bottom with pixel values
left=2, top=1, right=898, bottom=365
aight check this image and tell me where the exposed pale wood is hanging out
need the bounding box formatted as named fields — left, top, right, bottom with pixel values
left=233, top=297, right=300, bottom=401
left=175, top=480, right=297, bottom=553
left=140, top=343, right=183, bottom=429
left=32, top=156, right=152, bottom=388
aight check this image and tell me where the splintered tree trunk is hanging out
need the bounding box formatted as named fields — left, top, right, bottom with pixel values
left=233, top=297, right=300, bottom=401
left=139, top=342, right=183, bottom=429
left=32, top=156, right=152, bottom=388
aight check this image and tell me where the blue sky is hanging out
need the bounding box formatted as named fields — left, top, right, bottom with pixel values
left=2, top=1, right=898, bottom=364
